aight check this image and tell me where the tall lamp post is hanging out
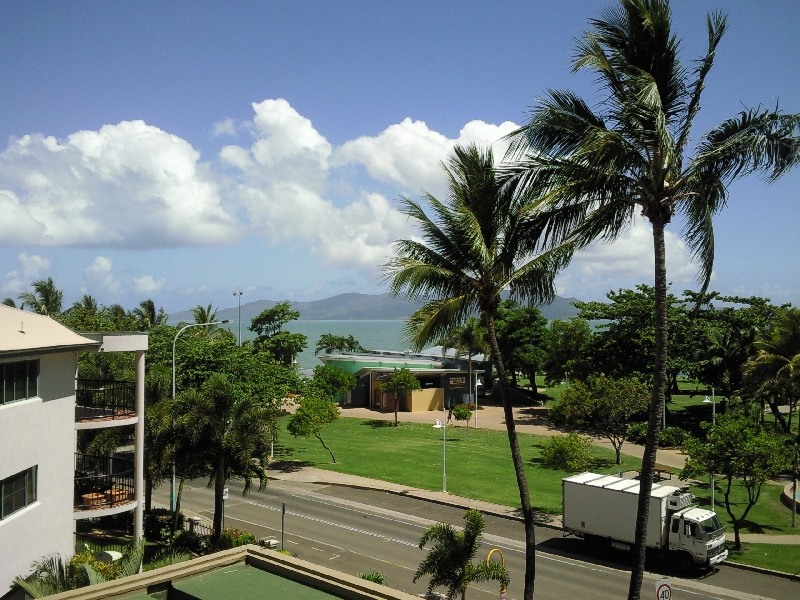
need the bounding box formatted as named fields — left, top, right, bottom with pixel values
left=703, top=387, right=716, bottom=509
left=232, top=290, right=243, bottom=346
left=170, top=319, right=231, bottom=512
left=433, top=405, right=447, bottom=493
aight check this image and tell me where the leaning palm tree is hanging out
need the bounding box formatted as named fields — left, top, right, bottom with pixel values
left=191, top=303, right=222, bottom=337
left=414, top=508, right=509, bottom=600
left=384, top=143, right=573, bottom=600
left=18, top=277, right=63, bottom=315
left=173, top=373, right=272, bottom=546
left=133, top=298, right=167, bottom=330
left=503, top=2, right=800, bottom=597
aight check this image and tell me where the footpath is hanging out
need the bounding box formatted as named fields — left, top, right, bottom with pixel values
left=271, top=405, right=800, bottom=546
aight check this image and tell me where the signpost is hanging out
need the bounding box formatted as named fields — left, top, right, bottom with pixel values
left=655, top=579, right=672, bottom=600
left=222, top=487, right=228, bottom=528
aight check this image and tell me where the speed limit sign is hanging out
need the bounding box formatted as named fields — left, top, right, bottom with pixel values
left=655, top=579, right=671, bottom=600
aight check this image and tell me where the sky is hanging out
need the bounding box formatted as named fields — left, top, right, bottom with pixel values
left=1, top=0, right=798, bottom=314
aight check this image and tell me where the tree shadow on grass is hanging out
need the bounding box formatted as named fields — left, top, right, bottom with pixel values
left=268, top=459, right=315, bottom=473
left=363, top=419, right=396, bottom=428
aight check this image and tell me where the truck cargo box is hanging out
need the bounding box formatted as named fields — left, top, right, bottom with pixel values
left=563, top=472, right=680, bottom=549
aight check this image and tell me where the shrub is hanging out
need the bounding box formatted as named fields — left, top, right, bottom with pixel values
left=659, top=426, right=687, bottom=448
left=540, top=433, right=593, bottom=471
left=67, top=551, right=120, bottom=588
left=358, top=570, right=386, bottom=585
left=626, top=422, right=648, bottom=445
left=218, top=528, right=257, bottom=550
left=452, top=404, right=472, bottom=423
left=547, top=401, right=568, bottom=426
left=144, top=508, right=184, bottom=544
left=172, top=530, right=210, bottom=555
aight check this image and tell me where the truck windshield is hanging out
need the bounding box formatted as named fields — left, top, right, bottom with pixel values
left=700, top=515, right=723, bottom=534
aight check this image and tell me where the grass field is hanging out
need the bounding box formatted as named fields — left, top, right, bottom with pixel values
left=726, top=542, right=800, bottom=575
left=273, top=416, right=641, bottom=514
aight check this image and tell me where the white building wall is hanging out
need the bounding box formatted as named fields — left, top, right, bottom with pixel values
left=0, top=351, right=77, bottom=592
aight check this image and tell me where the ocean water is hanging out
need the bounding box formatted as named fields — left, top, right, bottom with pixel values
left=222, top=320, right=410, bottom=373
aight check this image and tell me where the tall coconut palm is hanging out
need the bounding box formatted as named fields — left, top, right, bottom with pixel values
left=133, top=298, right=168, bottom=330
left=384, top=143, right=573, bottom=600
left=18, top=277, right=63, bottom=315
left=173, top=373, right=272, bottom=545
left=503, top=2, right=800, bottom=596
left=191, top=303, right=223, bottom=337
left=414, top=508, right=509, bottom=600
left=70, top=294, right=99, bottom=315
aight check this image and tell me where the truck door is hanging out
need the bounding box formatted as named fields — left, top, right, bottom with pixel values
left=668, top=516, right=681, bottom=549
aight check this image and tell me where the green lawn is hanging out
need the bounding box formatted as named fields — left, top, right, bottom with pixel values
left=687, top=479, right=798, bottom=535
left=273, top=416, right=640, bottom=514
left=726, top=542, right=800, bottom=575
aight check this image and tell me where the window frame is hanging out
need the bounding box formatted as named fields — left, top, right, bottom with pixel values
left=0, top=465, right=38, bottom=520
left=1, top=359, right=40, bottom=405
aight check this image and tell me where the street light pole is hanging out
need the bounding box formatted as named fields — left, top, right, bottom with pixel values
left=704, top=388, right=716, bottom=509
left=170, top=319, right=231, bottom=512
left=233, top=290, right=243, bottom=346
left=433, top=405, right=447, bottom=493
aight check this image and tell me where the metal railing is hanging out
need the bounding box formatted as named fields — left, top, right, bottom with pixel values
left=75, top=378, right=136, bottom=421
left=74, top=453, right=135, bottom=511
left=184, top=517, right=212, bottom=537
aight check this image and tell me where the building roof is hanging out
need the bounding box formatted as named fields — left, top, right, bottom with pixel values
left=354, top=366, right=466, bottom=379
left=0, top=305, right=100, bottom=358
left=419, top=345, right=488, bottom=362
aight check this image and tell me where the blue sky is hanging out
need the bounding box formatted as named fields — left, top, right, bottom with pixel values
left=1, top=0, right=798, bottom=313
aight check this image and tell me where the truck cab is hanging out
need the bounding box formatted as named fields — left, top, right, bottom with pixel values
left=668, top=506, right=728, bottom=569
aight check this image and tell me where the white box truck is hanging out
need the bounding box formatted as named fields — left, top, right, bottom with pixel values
left=562, top=473, right=728, bottom=571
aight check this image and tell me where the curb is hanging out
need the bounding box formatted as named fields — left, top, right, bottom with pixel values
left=723, top=558, right=800, bottom=582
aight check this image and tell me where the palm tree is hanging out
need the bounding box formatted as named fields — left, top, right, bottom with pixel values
left=70, top=294, right=99, bottom=315
left=2, top=298, right=16, bottom=307
left=743, top=308, right=800, bottom=435
left=173, top=373, right=272, bottom=545
left=414, top=508, right=509, bottom=600
left=133, top=298, right=167, bottom=330
left=503, top=2, right=800, bottom=596
left=191, top=303, right=222, bottom=337
left=440, top=317, right=488, bottom=422
left=384, top=143, right=573, bottom=600
left=18, top=277, right=63, bottom=315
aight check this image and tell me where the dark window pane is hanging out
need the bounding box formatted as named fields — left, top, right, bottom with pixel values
left=26, top=467, right=37, bottom=504
left=27, top=361, right=39, bottom=398
left=3, top=364, right=12, bottom=404
left=14, top=362, right=27, bottom=401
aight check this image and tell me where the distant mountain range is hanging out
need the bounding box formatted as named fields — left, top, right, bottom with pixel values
left=169, top=292, right=581, bottom=322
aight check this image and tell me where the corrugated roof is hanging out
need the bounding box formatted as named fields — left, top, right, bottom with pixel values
left=0, top=305, right=100, bottom=356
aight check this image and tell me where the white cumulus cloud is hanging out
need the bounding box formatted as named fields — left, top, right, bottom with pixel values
left=82, top=256, right=121, bottom=295
left=2, top=252, right=51, bottom=295
left=133, top=274, right=165, bottom=294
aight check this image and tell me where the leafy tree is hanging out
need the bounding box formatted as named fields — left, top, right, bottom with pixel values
left=188, top=303, right=229, bottom=339
left=311, top=364, right=356, bottom=400
left=19, top=277, right=63, bottom=315
left=682, top=412, right=789, bottom=549
left=543, top=317, right=593, bottom=385
left=70, top=294, right=98, bottom=314
left=452, top=404, right=472, bottom=432
left=133, top=298, right=168, bottom=330
left=249, top=301, right=307, bottom=366
left=384, top=143, right=573, bottom=600
left=315, top=333, right=365, bottom=354
left=743, top=308, right=800, bottom=434
left=3, top=297, right=16, bottom=307
left=379, top=367, right=421, bottom=427
left=495, top=301, right=549, bottom=390
left=505, top=0, right=800, bottom=594
left=413, top=508, right=509, bottom=600
left=556, top=376, right=650, bottom=464
left=540, top=433, right=593, bottom=472
left=287, top=392, right=340, bottom=463
left=173, top=373, right=272, bottom=545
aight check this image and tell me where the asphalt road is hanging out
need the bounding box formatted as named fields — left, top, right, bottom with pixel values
left=153, top=480, right=798, bottom=600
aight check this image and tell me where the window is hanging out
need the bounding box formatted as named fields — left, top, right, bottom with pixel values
left=1, top=360, right=39, bottom=405
left=1, top=466, right=37, bottom=519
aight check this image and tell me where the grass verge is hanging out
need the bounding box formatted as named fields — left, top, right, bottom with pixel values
left=726, top=542, right=800, bottom=575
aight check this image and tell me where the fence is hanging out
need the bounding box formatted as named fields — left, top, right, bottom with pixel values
left=74, top=453, right=135, bottom=511
left=75, top=378, right=136, bottom=421
left=184, top=517, right=212, bottom=537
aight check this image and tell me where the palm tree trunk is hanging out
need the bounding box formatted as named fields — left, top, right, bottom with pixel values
left=468, top=355, right=473, bottom=427
left=212, top=455, right=225, bottom=546
left=628, top=217, right=668, bottom=600
left=173, top=476, right=185, bottom=532
left=145, top=474, right=153, bottom=512
left=486, top=313, right=535, bottom=600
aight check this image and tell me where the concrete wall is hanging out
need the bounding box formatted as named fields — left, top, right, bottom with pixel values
left=0, top=351, right=77, bottom=591
left=407, top=388, right=444, bottom=412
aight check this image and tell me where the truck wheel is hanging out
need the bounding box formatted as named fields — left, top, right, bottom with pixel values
left=585, top=535, right=607, bottom=557
left=676, top=552, right=695, bottom=573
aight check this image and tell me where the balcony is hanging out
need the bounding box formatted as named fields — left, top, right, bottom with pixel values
left=75, top=378, right=136, bottom=423
left=74, top=453, right=135, bottom=513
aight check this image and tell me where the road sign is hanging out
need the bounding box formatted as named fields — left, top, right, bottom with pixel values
left=450, top=377, right=466, bottom=388
left=655, top=579, right=671, bottom=600
left=222, top=487, right=229, bottom=500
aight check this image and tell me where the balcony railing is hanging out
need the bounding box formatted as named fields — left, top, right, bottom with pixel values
left=74, top=453, right=135, bottom=512
left=75, top=378, right=136, bottom=422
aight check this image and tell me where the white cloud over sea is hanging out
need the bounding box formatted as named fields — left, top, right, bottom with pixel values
left=0, top=98, right=696, bottom=290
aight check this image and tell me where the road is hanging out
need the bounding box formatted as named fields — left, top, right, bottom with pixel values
left=153, top=480, right=798, bottom=600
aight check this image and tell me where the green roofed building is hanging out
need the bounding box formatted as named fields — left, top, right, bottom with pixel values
left=42, top=545, right=418, bottom=600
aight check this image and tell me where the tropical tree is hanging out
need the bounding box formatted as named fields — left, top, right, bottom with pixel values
left=503, top=1, right=800, bottom=595
left=378, top=367, right=421, bottom=427
left=311, top=364, right=356, bottom=400
left=173, top=373, right=272, bottom=545
left=743, top=308, right=800, bottom=434
left=384, top=143, right=573, bottom=600
left=495, top=301, right=549, bottom=390
left=315, top=333, right=366, bottom=354
left=133, top=299, right=168, bottom=330
left=543, top=317, right=592, bottom=386
left=287, top=392, right=340, bottom=462
left=189, top=303, right=226, bottom=338
left=249, top=302, right=307, bottom=365
left=440, top=317, right=488, bottom=419
left=70, top=294, right=99, bottom=315
left=413, top=508, right=509, bottom=600
left=3, top=297, right=16, bottom=307
left=19, top=277, right=63, bottom=315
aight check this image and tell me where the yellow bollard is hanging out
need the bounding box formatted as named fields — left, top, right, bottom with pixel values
left=486, top=548, right=506, bottom=599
